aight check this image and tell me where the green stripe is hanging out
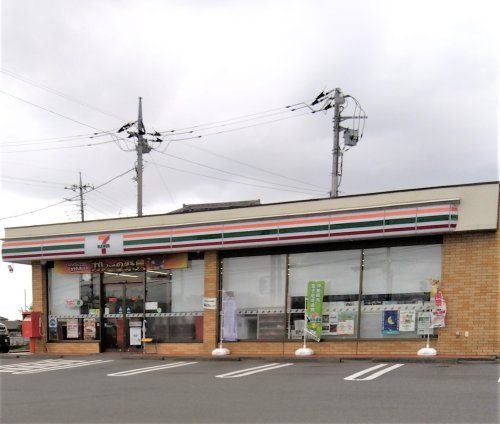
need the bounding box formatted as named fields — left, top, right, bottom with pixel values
left=223, top=229, right=278, bottom=239
left=2, top=246, right=42, bottom=254
left=384, top=217, right=416, bottom=226
left=42, top=243, right=84, bottom=251
left=279, top=225, right=329, bottom=234
left=417, top=215, right=449, bottom=223
left=172, top=233, right=223, bottom=243
left=450, top=214, right=458, bottom=221
left=124, top=237, right=171, bottom=246
left=331, top=220, right=384, bottom=230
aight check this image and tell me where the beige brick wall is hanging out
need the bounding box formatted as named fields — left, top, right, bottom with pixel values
left=46, top=342, right=100, bottom=355
left=202, top=251, right=218, bottom=354
left=32, top=261, right=48, bottom=353
left=438, top=229, right=499, bottom=355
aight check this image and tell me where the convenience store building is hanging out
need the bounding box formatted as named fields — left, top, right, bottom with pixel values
left=2, top=182, right=499, bottom=357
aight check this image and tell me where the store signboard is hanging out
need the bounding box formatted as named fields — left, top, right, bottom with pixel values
left=85, top=234, right=124, bottom=256
left=306, top=280, right=325, bottom=341
left=55, top=253, right=188, bottom=274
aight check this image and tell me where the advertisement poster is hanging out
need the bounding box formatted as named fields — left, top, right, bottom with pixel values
left=431, top=288, right=447, bottom=328
left=222, top=291, right=237, bottom=341
left=203, top=297, right=217, bottom=310
left=129, top=327, right=142, bottom=346
left=328, top=311, right=339, bottom=335
left=382, top=310, right=399, bottom=335
left=83, top=318, right=96, bottom=340
left=337, top=311, right=355, bottom=335
left=306, top=281, right=325, bottom=341
left=417, top=312, right=433, bottom=335
left=66, top=318, right=79, bottom=339
left=399, top=311, right=416, bottom=332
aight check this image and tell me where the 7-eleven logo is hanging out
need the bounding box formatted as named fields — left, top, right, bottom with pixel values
left=97, top=235, right=111, bottom=254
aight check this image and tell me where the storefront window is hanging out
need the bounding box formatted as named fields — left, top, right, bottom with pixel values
left=48, top=270, right=100, bottom=341
left=222, top=255, right=286, bottom=340
left=288, top=250, right=361, bottom=339
left=360, top=245, right=441, bottom=338
left=145, top=260, right=204, bottom=342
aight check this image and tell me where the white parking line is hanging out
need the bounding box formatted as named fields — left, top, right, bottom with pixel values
left=344, top=363, right=404, bottom=381
left=14, top=360, right=114, bottom=375
left=107, top=361, right=197, bottom=376
left=0, top=359, right=113, bottom=375
left=216, top=363, right=293, bottom=378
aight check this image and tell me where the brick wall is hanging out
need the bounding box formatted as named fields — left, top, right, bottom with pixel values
left=46, top=342, right=100, bottom=355
left=202, top=251, right=218, bottom=354
left=32, top=261, right=48, bottom=353
left=438, top=229, right=499, bottom=355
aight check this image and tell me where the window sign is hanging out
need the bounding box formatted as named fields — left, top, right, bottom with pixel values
left=399, top=311, right=416, bottom=332
left=83, top=318, right=96, bottom=340
left=67, top=318, right=79, bottom=339
left=382, top=310, right=399, bottom=335
left=306, top=281, right=325, bottom=341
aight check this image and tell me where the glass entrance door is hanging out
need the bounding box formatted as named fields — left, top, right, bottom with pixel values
left=103, top=273, right=145, bottom=352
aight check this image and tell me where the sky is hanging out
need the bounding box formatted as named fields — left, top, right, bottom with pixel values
left=0, top=0, right=498, bottom=320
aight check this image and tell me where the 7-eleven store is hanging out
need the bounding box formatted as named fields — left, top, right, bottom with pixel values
left=2, top=182, right=499, bottom=357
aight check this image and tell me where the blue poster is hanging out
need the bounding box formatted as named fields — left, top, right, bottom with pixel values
left=382, top=310, right=399, bottom=335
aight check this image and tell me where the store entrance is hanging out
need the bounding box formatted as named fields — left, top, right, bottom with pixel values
left=102, top=273, right=145, bottom=352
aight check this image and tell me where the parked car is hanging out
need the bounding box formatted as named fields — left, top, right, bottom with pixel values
left=0, top=323, right=10, bottom=353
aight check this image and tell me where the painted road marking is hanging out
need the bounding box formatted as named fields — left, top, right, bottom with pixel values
left=344, top=363, right=404, bottom=381
left=216, top=363, right=293, bottom=378
left=1, top=359, right=113, bottom=375
left=107, top=361, right=198, bottom=376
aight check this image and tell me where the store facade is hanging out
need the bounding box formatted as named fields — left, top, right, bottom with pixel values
left=2, top=182, right=499, bottom=357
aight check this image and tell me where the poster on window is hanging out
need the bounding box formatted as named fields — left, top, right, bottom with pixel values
left=66, top=318, right=79, bottom=339
left=337, top=311, right=355, bottom=335
left=417, top=312, right=433, bottom=335
left=306, top=281, right=325, bottom=341
left=222, top=291, right=237, bottom=341
left=399, top=311, right=416, bottom=332
left=382, top=310, right=399, bottom=335
left=83, top=318, right=96, bottom=340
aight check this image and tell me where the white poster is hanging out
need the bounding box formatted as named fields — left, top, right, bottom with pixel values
left=399, top=311, right=416, bottom=332
left=66, top=318, right=79, bottom=339
left=222, top=291, right=237, bottom=341
left=203, top=297, right=217, bottom=310
left=130, top=327, right=142, bottom=346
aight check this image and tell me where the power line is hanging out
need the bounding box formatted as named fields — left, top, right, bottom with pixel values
left=0, top=139, right=115, bottom=154
left=152, top=150, right=325, bottom=194
left=145, top=159, right=328, bottom=196
left=180, top=142, right=327, bottom=190
left=1, top=68, right=126, bottom=122
left=0, top=168, right=135, bottom=221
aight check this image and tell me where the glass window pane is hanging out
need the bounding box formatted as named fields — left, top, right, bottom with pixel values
left=222, top=255, right=286, bottom=340
left=360, top=244, right=441, bottom=339
left=288, top=250, right=361, bottom=340
left=171, top=260, right=204, bottom=312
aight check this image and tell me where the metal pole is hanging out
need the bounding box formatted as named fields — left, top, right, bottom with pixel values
left=331, top=88, right=343, bottom=198
left=79, top=172, right=85, bottom=222
left=137, top=97, right=144, bottom=217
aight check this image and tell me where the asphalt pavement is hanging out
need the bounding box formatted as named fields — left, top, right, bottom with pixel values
left=1, top=355, right=498, bottom=423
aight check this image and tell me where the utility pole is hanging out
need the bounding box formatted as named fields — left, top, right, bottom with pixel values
left=117, top=98, right=161, bottom=217
left=65, top=172, right=93, bottom=222
left=331, top=88, right=345, bottom=198
left=309, top=87, right=367, bottom=198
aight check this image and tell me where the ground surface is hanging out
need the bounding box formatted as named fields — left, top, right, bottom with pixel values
left=1, top=355, right=498, bottom=423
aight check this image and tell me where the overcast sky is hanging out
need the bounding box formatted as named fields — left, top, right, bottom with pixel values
left=0, top=0, right=498, bottom=320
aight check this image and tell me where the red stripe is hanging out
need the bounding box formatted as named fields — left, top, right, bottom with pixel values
left=384, top=227, right=416, bottom=233
left=277, top=233, right=330, bottom=242
left=416, top=224, right=451, bottom=230
left=3, top=251, right=85, bottom=260
left=330, top=229, right=384, bottom=237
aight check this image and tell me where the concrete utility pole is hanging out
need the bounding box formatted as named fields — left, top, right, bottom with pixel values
left=135, top=97, right=152, bottom=217
left=331, top=88, right=344, bottom=198
left=65, top=172, right=93, bottom=222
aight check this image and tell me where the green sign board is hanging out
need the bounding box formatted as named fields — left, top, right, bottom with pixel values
left=306, top=280, right=325, bottom=341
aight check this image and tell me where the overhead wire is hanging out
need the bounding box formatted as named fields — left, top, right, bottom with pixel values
left=145, top=160, right=328, bottom=196
left=152, top=149, right=326, bottom=194
left=0, top=167, right=135, bottom=221
left=1, top=68, right=126, bottom=122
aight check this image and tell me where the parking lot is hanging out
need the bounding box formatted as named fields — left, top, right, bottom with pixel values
left=1, top=355, right=498, bottom=423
